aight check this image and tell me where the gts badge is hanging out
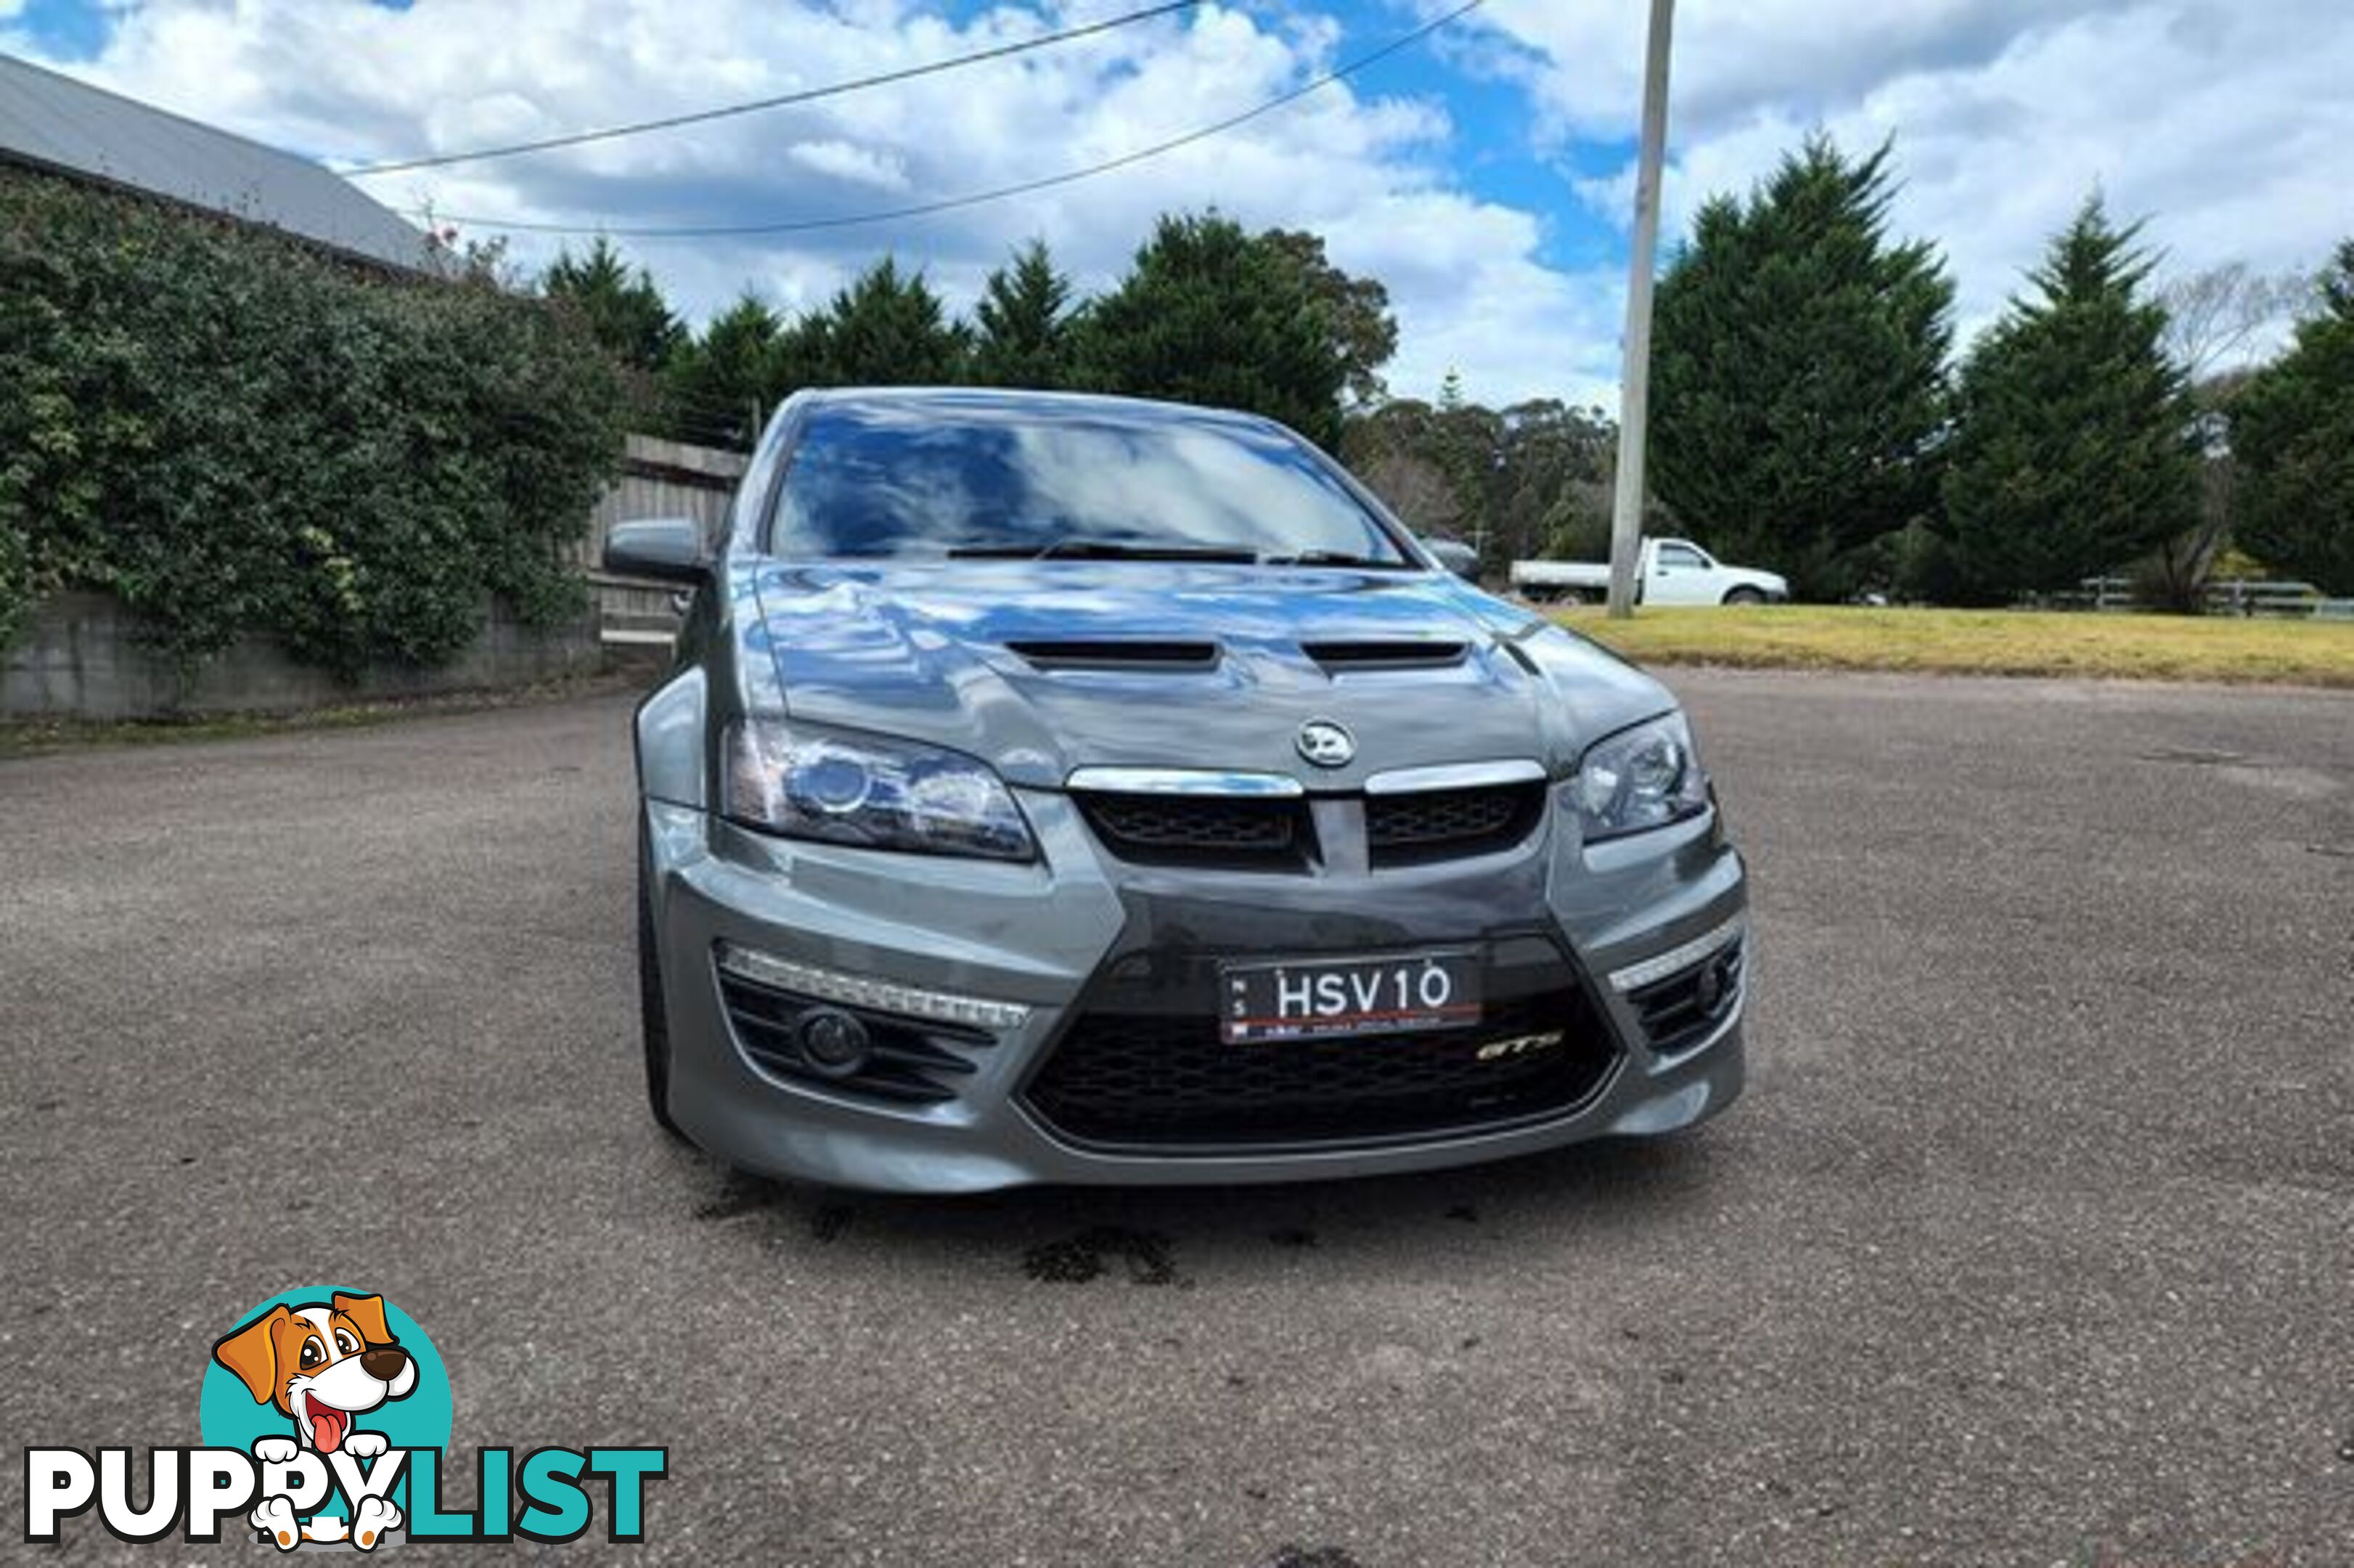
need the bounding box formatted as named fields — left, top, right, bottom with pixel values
left=1475, top=1030, right=1564, bottom=1063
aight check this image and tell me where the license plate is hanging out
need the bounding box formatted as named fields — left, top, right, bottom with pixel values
left=1219, top=950, right=1482, bottom=1044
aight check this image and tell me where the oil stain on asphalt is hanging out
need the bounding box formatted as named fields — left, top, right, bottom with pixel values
left=692, top=1169, right=781, bottom=1221
left=1267, top=1546, right=1364, bottom=1568
left=1021, top=1226, right=1183, bottom=1285
left=808, top=1204, right=855, bottom=1244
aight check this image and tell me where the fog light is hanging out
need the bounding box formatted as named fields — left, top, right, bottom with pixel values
left=795, top=1006, right=871, bottom=1077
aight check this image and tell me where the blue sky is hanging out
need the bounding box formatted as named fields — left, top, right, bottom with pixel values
left=9, top=0, right=108, bottom=56
left=7, top=1, right=2345, bottom=404
left=4, top=0, right=1637, bottom=278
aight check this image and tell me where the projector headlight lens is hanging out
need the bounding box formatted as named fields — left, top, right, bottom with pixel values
left=723, top=718, right=1034, bottom=860
left=1569, top=712, right=1711, bottom=842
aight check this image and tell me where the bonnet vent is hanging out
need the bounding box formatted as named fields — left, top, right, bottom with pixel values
left=1302, top=640, right=1469, bottom=673
left=1006, top=640, right=1222, bottom=672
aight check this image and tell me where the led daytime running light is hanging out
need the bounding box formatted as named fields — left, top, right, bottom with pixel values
left=1607, top=913, right=1748, bottom=994
left=717, top=942, right=1033, bottom=1032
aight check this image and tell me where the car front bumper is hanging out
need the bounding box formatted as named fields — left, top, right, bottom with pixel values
left=643, top=786, right=1747, bottom=1193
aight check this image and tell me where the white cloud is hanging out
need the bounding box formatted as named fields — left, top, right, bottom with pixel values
left=20, top=0, right=1597, bottom=404
left=783, top=139, right=911, bottom=192
left=1448, top=0, right=2136, bottom=145
left=1468, top=0, right=2351, bottom=361
left=22, top=0, right=2342, bottom=413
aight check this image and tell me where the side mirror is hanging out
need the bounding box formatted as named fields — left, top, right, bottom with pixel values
left=603, top=518, right=706, bottom=583
left=1422, top=537, right=1479, bottom=580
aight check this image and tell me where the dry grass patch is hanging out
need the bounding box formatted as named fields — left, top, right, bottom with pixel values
left=1554, top=605, right=2354, bottom=688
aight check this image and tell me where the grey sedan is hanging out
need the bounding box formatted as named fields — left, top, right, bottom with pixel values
left=608, top=388, right=1747, bottom=1192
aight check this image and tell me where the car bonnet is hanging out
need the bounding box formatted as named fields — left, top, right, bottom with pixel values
left=743, top=559, right=1674, bottom=791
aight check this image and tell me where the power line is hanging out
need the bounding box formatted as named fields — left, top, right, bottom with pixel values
left=344, top=0, right=1207, bottom=178
left=401, top=0, right=1487, bottom=240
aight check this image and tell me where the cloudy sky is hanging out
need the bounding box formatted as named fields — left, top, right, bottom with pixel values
left=5, top=0, right=2346, bottom=407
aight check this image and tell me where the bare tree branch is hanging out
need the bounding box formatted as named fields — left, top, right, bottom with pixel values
left=2159, top=263, right=2315, bottom=377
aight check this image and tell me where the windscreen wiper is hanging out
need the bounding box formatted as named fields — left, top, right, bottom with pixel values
left=1258, top=549, right=1414, bottom=568
left=947, top=540, right=1259, bottom=563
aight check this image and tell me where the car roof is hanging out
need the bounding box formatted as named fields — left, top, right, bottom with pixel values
left=798, top=385, right=1287, bottom=434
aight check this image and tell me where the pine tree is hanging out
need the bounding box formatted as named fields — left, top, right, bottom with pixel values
left=541, top=237, right=683, bottom=372
left=972, top=240, right=1076, bottom=388
left=663, top=292, right=782, bottom=448
left=1259, top=229, right=1398, bottom=405
left=783, top=258, right=970, bottom=388
left=1942, top=198, right=2200, bottom=602
left=2228, top=241, right=2354, bottom=593
left=1650, top=136, right=1954, bottom=598
left=1431, top=370, right=1501, bottom=568
left=1072, top=213, right=1349, bottom=448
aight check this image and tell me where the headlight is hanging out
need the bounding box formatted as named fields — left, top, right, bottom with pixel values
left=1568, top=712, right=1710, bottom=842
left=722, top=719, right=1035, bottom=861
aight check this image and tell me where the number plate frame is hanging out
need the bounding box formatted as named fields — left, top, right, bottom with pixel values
left=1218, top=950, right=1484, bottom=1044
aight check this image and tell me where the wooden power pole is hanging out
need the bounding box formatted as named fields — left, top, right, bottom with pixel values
left=1607, top=0, right=1676, bottom=619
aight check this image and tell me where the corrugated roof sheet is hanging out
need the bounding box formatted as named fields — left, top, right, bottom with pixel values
left=0, top=52, right=432, bottom=272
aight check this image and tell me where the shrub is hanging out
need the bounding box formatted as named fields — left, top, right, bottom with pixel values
left=0, top=168, right=626, bottom=676
left=0, top=515, right=25, bottom=651
left=1844, top=518, right=1964, bottom=604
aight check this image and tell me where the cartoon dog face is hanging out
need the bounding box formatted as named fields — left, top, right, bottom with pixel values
left=213, top=1294, right=417, bottom=1455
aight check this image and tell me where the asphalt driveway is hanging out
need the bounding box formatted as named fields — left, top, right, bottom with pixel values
left=3, top=670, right=2348, bottom=1564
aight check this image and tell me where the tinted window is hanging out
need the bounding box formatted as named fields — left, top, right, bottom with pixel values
left=768, top=401, right=1408, bottom=564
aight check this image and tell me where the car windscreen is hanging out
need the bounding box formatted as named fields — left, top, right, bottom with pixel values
left=767, top=402, right=1412, bottom=565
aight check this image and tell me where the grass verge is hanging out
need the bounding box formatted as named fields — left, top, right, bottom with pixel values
left=1554, top=605, right=2354, bottom=688
left=0, top=668, right=645, bottom=759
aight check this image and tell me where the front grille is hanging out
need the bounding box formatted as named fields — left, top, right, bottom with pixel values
left=1024, top=946, right=1618, bottom=1148
left=1075, top=783, right=1546, bottom=872
left=1078, top=793, right=1312, bottom=868
left=1627, top=938, right=1745, bottom=1055
left=717, top=968, right=991, bottom=1105
left=1367, top=783, right=1543, bottom=864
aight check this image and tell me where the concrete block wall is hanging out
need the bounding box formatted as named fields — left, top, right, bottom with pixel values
left=1, top=591, right=601, bottom=721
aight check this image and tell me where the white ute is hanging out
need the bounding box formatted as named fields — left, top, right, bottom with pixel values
left=1510, top=538, right=1789, bottom=606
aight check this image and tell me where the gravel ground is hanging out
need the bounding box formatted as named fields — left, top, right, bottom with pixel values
left=3, top=669, right=2348, bottom=1565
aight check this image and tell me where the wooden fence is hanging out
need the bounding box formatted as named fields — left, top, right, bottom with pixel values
left=583, top=433, right=748, bottom=647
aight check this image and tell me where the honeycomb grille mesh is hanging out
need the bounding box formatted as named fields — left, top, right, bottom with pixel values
left=1078, top=793, right=1307, bottom=862
left=1366, top=783, right=1542, bottom=861
left=1026, top=986, right=1616, bottom=1148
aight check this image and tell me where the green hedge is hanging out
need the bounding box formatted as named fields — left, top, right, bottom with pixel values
left=0, top=169, right=627, bottom=676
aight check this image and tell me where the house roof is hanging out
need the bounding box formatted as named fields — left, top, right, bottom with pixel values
left=0, top=52, right=432, bottom=272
